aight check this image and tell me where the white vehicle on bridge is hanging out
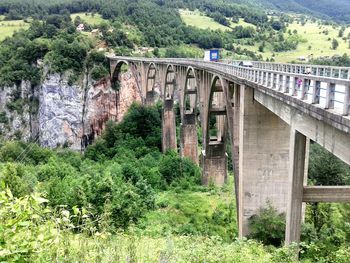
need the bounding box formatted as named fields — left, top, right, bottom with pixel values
left=238, top=61, right=253, bottom=68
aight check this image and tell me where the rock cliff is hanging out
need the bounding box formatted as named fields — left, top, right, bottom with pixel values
left=0, top=69, right=141, bottom=150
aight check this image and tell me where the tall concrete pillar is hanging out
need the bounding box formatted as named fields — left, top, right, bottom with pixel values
left=285, top=129, right=307, bottom=245
left=162, top=99, right=177, bottom=152
left=180, top=113, right=198, bottom=164
left=238, top=85, right=291, bottom=237
left=201, top=142, right=227, bottom=186
left=146, top=91, right=155, bottom=105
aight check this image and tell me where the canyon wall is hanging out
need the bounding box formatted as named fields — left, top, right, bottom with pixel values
left=0, top=70, right=141, bottom=150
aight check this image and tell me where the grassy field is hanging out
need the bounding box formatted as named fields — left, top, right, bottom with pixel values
left=236, top=20, right=350, bottom=62
left=0, top=19, right=30, bottom=41
left=179, top=9, right=256, bottom=32
left=71, top=12, right=106, bottom=26
left=137, top=186, right=237, bottom=239
left=278, top=21, right=350, bottom=62
left=180, top=9, right=231, bottom=31
left=229, top=20, right=350, bottom=62
left=179, top=10, right=350, bottom=62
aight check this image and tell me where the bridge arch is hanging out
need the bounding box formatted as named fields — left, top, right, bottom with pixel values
left=180, top=66, right=199, bottom=164
left=111, top=60, right=129, bottom=91
left=182, top=66, right=198, bottom=116
left=202, top=75, right=228, bottom=185
left=206, top=75, right=227, bottom=146
left=162, top=64, right=177, bottom=153
left=164, top=64, right=176, bottom=100
left=145, top=63, right=157, bottom=105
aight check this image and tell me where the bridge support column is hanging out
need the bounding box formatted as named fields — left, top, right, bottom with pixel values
left=146, top=91, right=155, bottom=105
left=201, top=143, right=227, bottom=186
left=162, top=99, right=177, bottom=152
left=180, top=113, right=198, bottom=164
left=238, top=85, right=291, bottom=237
left=285, top=130, right=308, bottom=245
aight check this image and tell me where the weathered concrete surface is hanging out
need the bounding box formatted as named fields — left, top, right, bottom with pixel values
left=238, top=85, right=291, bottom=237
left=303, top=186, right=350, bottom=202
left=180, top=113, right=198, bottom=164
left=254, top=89, right=350, bottom=164
left=285, top=130, right=307, bottom=245
left=201, top=143, right=227, bottom=186
left=162, top=99, right=177, bottom=152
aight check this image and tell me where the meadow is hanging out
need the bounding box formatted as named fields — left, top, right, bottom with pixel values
left=179, top=9, right=256, bottom=31
left=70, top=12, right=106, bottom=26
left=179, top=10, right=350, bottom=62
left=0, top=16, right=30, bottom=41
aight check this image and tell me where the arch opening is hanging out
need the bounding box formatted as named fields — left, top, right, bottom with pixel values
left=146, top=63, right=157, bottom=93
left=111, top=61, right=129, bottom=91
left=180, top=67, right=200, bottom=164
left=201, top=75, right=228, bottom=186
left=164, top=65, right=176, bottom=101
left=206, top=76, right=227, bottom=146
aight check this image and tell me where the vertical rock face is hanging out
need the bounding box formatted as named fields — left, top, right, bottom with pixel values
left=0, top=69, right=140, bottom=150
left=0, top=81, right=39, bottom=142
left=116, top=71, right=142, bottom=121
left=39, top=74, right=85, bottom=150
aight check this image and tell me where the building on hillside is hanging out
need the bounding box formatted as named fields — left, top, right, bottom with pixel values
left=76, top=24, right=85, bottom=32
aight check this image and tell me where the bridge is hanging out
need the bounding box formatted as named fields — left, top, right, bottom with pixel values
left=108, top=56, right=350, bottom=245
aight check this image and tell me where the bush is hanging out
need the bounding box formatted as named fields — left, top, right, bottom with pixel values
left=91, top=64, right=109, bottom=80
left=248, top=203, right=285, bottom=247
left=159, top=150, right=200, bottom=187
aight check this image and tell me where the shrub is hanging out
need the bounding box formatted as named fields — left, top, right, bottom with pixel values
left=248, top=203, right=286, bottom=247
left=159, top=150, right=200, bottom=187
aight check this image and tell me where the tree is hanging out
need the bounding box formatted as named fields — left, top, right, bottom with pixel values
left=308, top=143, right=349, bottom=186
left=332, top=38, right=339, bottom=50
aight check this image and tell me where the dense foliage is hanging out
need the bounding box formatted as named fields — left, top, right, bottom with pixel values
left=0, top=104, right=201, bottom=231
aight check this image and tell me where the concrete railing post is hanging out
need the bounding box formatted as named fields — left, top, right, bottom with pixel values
left=301, top=78, right=308, bottom=100
left=343, top=86, right=350, bottom=116
left=325, top=82, right=335, bottom=109
left=312, top=80, right=321, bottom=104
left=263, top=72, right=266, bottom=86
left=273, top=73, right=277, bottom=89
left=278, top=75, right=284, bottom=91
left=291, top=77, right=298, bottom=96
left=267, top=72, right=271, bottom=87
left=284, top=76, right=290, bottom=93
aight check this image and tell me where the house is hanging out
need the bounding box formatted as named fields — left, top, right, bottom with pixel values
left=76, top=24, right=85, bottom=32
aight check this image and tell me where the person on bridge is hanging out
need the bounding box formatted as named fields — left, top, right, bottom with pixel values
left=305, top=67, right=312, bottom=75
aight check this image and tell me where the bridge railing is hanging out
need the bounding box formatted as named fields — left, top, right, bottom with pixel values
left=109, top=56, right=350, bottom=116
left=230, top=60, right=350, bottom=80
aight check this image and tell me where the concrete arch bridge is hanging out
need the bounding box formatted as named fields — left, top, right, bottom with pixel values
left=108, top=56, right=350, bottom=245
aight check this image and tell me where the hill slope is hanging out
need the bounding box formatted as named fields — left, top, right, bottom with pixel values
left=231, top=0, right=350, bottom=22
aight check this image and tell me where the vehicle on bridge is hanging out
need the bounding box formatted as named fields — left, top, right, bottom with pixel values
left=204, top=49, right=220, bottom=62
left=238, top=61, right=253, bottom=68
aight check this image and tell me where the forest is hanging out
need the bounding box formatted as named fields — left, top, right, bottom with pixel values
left=1, top=0, right=350, bottom=262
